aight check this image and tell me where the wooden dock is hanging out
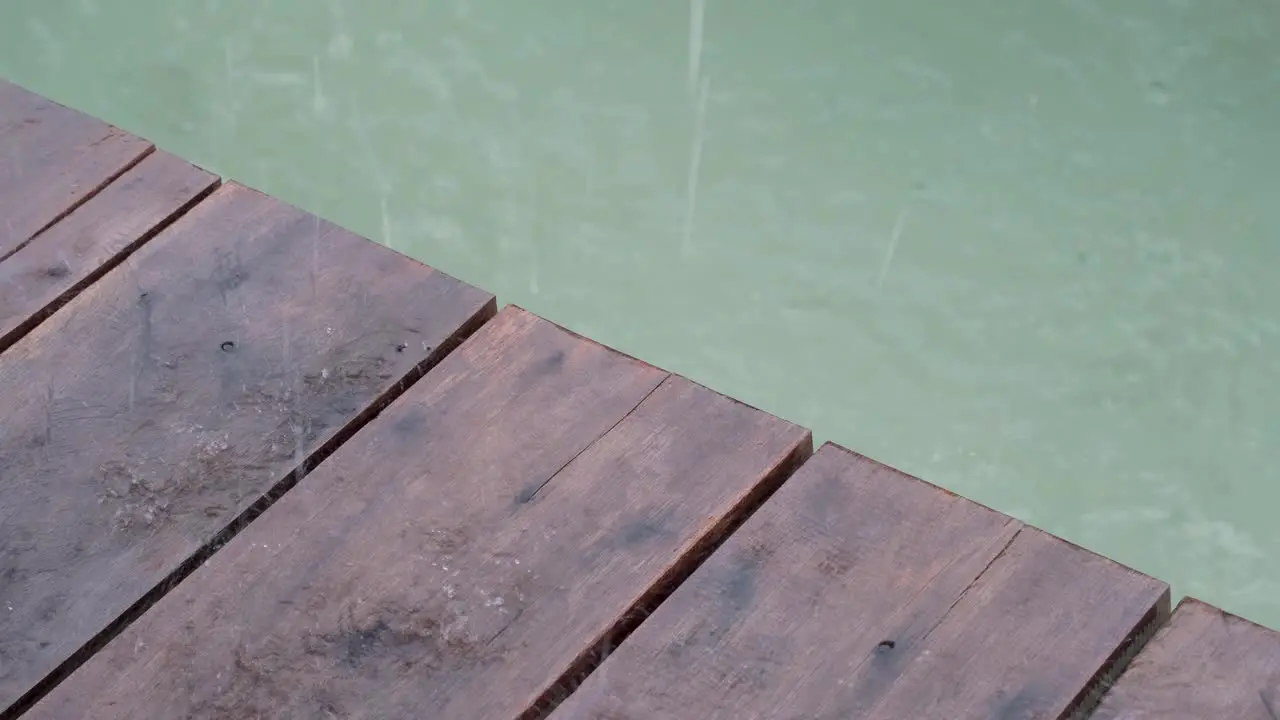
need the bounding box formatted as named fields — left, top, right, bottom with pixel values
left=2, top=78, right=1277, bottom=719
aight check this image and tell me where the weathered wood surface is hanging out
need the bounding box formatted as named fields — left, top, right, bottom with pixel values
left=0, top=182, right=495, bottom=717
left=1093, top=597, right=1280, bottom=720
left=552, top=442, right=1170, bottom=720
left=31, top=306, right=812, bottom=720
left=0, top=149, right=218, bottom=354
left=0, top=78, right=153, bottom=260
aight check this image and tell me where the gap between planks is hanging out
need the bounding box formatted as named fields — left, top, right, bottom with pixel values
left=0, top=161, right=220, bottom=355
left=520, top=419, right=813, bottom=720
left=0, top=147, right=154, bottom=265
left=1066, top=598, right=1170, bottom=720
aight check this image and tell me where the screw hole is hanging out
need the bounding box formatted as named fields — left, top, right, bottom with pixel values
left=395, top=343, right=407, bottom=353
left=876, top=640, right=895, bottom=651
left=220, top=341, right=236, bottom=352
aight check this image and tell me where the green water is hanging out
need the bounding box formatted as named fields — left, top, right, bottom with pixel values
left=3, top=1, right=1278, bottom=627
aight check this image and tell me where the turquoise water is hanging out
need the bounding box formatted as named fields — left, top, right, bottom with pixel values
left=3, top=0, right=1278, bottom=626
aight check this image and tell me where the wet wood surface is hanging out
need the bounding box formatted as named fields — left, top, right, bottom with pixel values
left=7, top=78, right=1273, bottom=720
left=0, top=182, right=495, bottom=717
left=551, top=442, right=1170, bottom=720
left=0, top=79, right=153, bottom=260
left=30, top=306, right=812, bottom=720
left=0, top=149, right=218, bottom=354
left=1093, top=597, right=1280, bottom=720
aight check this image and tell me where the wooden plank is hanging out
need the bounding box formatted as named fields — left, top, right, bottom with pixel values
left=1093, top=597, right=1280, bottom=720
left=0, top=79, right=153, bottom=260
left=551, top=442, right=1170, bottom=720
left=29, top=306, right=812, bottom=720
left=0, top=182, right=495, bottom=717
left=0, top=149, right=219, bottom=355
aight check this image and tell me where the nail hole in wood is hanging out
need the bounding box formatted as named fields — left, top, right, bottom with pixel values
left=877, top=640, right=895, bottom=650
left=220, top=341, right=236, bottom=352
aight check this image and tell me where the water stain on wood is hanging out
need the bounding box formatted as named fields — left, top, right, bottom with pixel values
left=615, top=509, right=674, bottom=548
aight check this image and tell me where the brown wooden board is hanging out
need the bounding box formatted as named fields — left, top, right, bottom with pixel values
left=0, top=79, right=153, bottom=260
left=0, top=182, right=495, bottom=717
left=29, top=306, right=812, bottom=720
left=0, top=149, right=219, bottom=354
left=1093, top=597, right=1280, bottom=720
left=551, top=441, right=1170, bottom=720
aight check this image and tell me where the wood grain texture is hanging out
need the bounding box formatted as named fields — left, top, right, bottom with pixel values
left=0, top=149, right=218, bottom=354
left=0, top=182, right=494, bottom=717
left=0, top=79, right=153, bottom=260
left=552, top=442, right=1170, bottom=720
left=30, top=305, right=812, bottom=720
left=1093, top=597, right=1280, bottom=720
